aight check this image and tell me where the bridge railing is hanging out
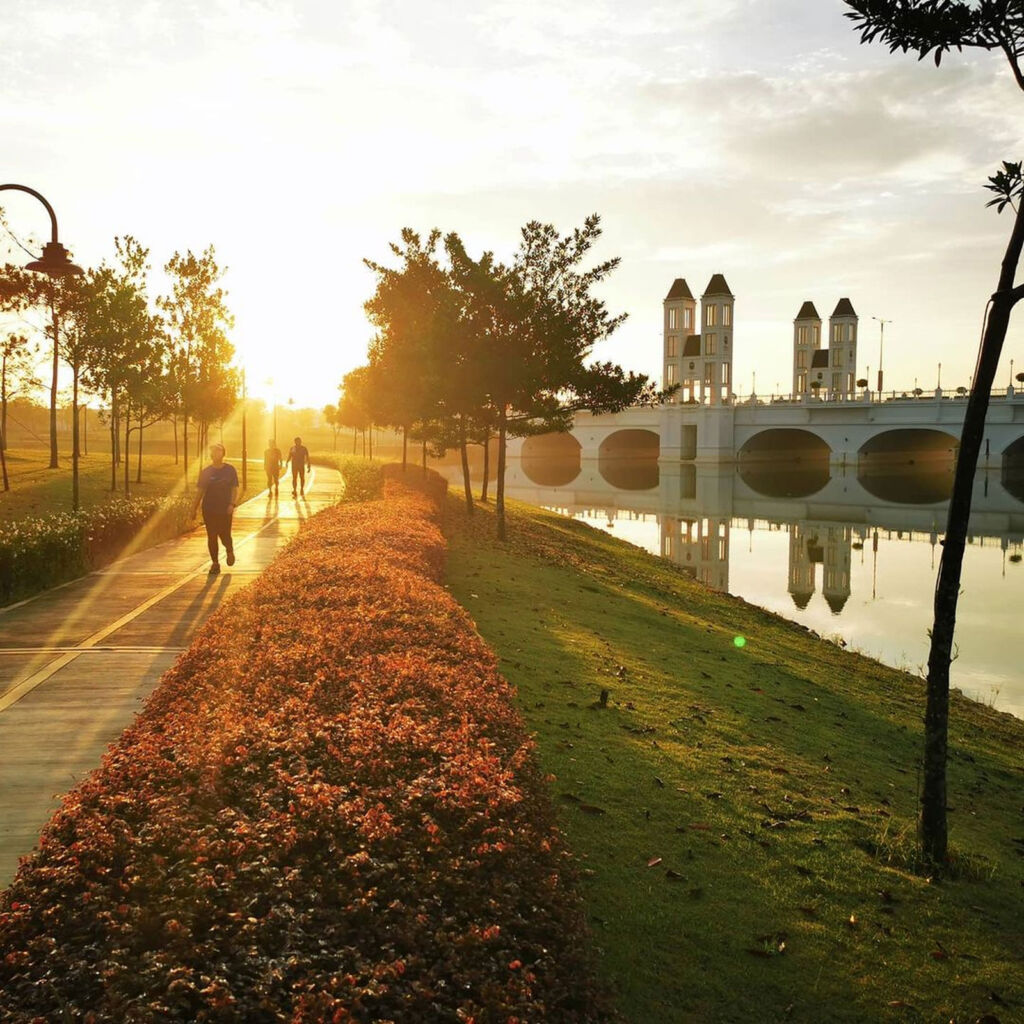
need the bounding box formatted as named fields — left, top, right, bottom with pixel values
left=726, top=385, right=1024, bottom=408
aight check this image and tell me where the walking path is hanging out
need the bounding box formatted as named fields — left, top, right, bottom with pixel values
left=0, top=466, right=344, bottom=888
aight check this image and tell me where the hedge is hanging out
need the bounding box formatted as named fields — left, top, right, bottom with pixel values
left=0, top=496, right=196, bottom=606
left=0, top=475, right=612, bottom=1022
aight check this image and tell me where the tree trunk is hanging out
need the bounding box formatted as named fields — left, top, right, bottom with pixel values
left=110, top=397, right=118, bottom=492
left=72, top=363, right=80, bottom=511
left=82, top=404, right=87, bottom=456
left=48, top=297, right=59, bottom=469
left=352, top=427, right=357, bottom=454
left=421, top=440, right=427, bottom=475
left=124, top=406, right=132, bottom=497
left=183, top=413, right=189, bottom=491
left=173, top=415, right=178, bottom=464
left=136, top=414, right=144, bottom=483
left=480, top=433, right=490, bottom=502
left=402, top=425, right=408, bottom=470
left=460, top=415, right=473, bottom=514
left=0, top=420, right=8, bottom=491
left=922, top=199, right=1024, bottom=868
left=368, top=425, right=373, bottom=460
left=496, top=406, right=508, bottom=541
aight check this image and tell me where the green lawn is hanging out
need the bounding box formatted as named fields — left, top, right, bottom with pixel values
left=442, top=495, right=1024, bottom=1024
left=0, top=448, right=193, bottom=522
left=0, top=447, right=277, bottom=522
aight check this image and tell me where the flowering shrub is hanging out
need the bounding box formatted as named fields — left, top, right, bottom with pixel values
left=0, top=477, right=611, bottom=1022
left=0, top=496, right=196, bottom=606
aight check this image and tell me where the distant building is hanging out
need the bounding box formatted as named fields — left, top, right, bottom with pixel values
left=663, top=276, right=859, bottom=401
left=663, top=274, right=734, bottom=405
left=793, top=298, right=859, bottom=400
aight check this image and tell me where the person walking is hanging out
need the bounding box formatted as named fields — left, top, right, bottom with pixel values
left=285, top=435, right=311, bottom=498
left=263, top=438, right=282, bottom=495
left=193, top=442, right=239, bottom=575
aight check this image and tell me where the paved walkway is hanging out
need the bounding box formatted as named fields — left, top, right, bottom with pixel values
left=0, top=467, right=344, bottom=888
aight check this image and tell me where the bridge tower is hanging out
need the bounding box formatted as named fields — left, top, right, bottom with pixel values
left=700, top=274, right=734, bottom=405
left=828, top=298, right=859, bottom=400
left=663, top=279, right=697, bottom=403
left=793, top=301, right=821, bottom=398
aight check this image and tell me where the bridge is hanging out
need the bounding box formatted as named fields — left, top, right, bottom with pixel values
left=509, top=389, right=1024, bottom=468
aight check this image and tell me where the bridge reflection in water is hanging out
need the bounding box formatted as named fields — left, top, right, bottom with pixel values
left=500, top=453, right=1024, bottom=719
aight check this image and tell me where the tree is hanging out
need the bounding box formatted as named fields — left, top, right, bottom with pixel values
left=338, top=367, right=373, bottom=455
left=448, top=215, right=663, bottom=540
left=0, top=332, right=39, bottom=491
left=159, top=246, right=235, bottom=488
left=80, top=238, right=164, bottom=496
left=322, top=403, right=341, bottom=450
left=846, top=0, right=1024, bottom=867
left=364, top=229, right=457, bottom=475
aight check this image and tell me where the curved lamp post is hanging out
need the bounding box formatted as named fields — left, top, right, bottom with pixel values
left=0, top=184, right=83, bottom=277
left=0, top=184, right=83, bottom=485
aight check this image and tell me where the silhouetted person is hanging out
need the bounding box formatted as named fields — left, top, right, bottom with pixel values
left=264, top=438, right=282, bottom=495
left=193, top=442, right=239, bottom=575
left=285, top=435, right=311, bottom=498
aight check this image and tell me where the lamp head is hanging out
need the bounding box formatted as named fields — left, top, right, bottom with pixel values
left=25, top=241, right=83, bottom=278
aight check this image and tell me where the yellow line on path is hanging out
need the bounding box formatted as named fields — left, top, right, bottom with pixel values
left=0, top=513, right=282, bottom=715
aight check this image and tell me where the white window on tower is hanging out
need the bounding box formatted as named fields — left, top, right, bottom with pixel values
left=831, top=372, right=841, bottom=392
left=796, top=349, right=807, bottom=368
left=846, top=324, right=854, bottom=341
left=705, top=334, right=718, bottom=356
left=683, top=307, right=692, bottom=329
left=706, top=305, right=718, bottom=327
left=666, top=364, right=679, bottom=384
left=797, top=372, right=807, bottom=391
left=667, top=335, right=679, bottom=357
left=832, top=347, right=842, bottom=366
left=722, top=363, right=731, bottom=386
left=704, top=364, right=714, bottom=384
left=723, top=305, right=731, bottom=327
left=668, top=308, right=678, bottom=329
left=797, top=326, right=807, bottom=344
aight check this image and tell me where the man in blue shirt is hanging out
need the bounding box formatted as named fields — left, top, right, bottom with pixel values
left=285, top=435, right=311, bottom=498
left=193, top=442, right=239, bottom=575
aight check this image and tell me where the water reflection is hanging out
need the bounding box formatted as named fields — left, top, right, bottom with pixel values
left=500, top=456, right=1024, bottom=717
left=737, top=460, right=829, bottom=499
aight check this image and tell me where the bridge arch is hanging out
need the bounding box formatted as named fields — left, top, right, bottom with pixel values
left=858, top=428, right=958, bottom=465
left=738, top=428, right=830, bottom=462
left=1002, top=435, right=1024, bottom=459
left=597, top=429, right=660, bottom=490
left=520, top=432, right=581, bottom=487
left=597, top=428, right=660, bottom=460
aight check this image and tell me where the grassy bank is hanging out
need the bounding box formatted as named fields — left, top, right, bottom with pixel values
left=442, top=495, right=1024, bottom=1023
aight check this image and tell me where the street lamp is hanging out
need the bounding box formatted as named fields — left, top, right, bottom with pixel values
left=0, top=184, right=83, bottom=276
left=0, top=184, right=83, bottom=489
left=872, top=316, right=891, bottom=396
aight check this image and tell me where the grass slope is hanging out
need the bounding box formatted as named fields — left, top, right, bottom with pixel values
left=442, top=495, right=1024, bottom=1024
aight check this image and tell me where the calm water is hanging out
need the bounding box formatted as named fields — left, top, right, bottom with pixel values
left=490, top=456, right=1024, bottom=719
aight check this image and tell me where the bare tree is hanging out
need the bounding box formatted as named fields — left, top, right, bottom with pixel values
left=846, top=0, right=1024, bottom=867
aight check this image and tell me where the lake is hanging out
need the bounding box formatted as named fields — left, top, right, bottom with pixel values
left=487, top=455, right=1024, bottom=719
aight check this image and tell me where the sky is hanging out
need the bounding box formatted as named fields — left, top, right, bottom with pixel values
left=3, top=0, right=1024, bottom=408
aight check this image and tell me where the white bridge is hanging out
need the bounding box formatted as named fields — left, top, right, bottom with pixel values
left=509, top=390, right=1024, bottom=468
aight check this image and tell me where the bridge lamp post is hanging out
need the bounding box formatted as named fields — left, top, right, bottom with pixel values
left=872, top=317, right=891, bottom=397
